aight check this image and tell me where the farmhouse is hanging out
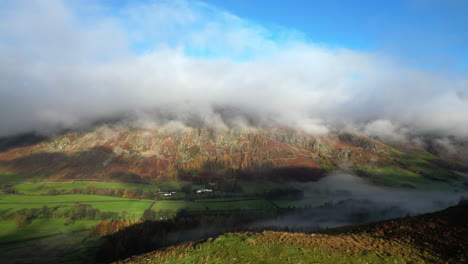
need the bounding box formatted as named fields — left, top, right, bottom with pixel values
left=156, top=191, right=177, bottom=197
left=195, top=188, right=213, bottom=194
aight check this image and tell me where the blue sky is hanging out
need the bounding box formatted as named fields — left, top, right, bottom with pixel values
left=201, top=0, right=468, bottom=70
left=96, top=0, right=468, bottom=71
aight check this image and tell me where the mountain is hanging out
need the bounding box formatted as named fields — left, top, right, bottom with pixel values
left=0, top=125, right=466, bottom=189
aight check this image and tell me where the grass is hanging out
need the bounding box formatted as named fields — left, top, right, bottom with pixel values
left=118, top=232, right=420, bottom=264
left=0, top=203, right=73, bottom=211
left=0, top=218, right=99, bottom=243
left=359, top=166, right=428, bottom=187
left=358, top=161, right=460, bottom=191
left=151, top=199, right=276, bottom=212
left=12, top=181, right=158, bottom=195
left=151, top=201, right=205, bottom=212
left=0, top=194, right=150, bottom=203
left=0, top=194, right=153, bottom=220
left=0, top=218, right=101, bottom=264
left=88, top=201, right=152, bottom=213
left=393, top=154, right=459, bottom=180
left=120, top=202, right=468, bottom=264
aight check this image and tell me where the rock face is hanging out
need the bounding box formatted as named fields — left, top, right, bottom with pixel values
left=0, top=125, right=464, bottom=183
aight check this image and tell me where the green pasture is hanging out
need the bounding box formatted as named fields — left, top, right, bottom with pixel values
left=359, top=165, right=456, bottom=191
left=0, top=203, right=72, bottom=211
left=0, top=218, right=99, bottom=243
left=151, top=201, right=204, bottom=211
left=87, top=200, right=152, bottom=211
left=393, top=154, right=460, bottom=180
left=11, top=181, right=157, bottom=194
left=151, top=199, right=275, bottom=212
left=0, top=194, right=153, bottom=221
left=0, top=194, right=149, bottom=203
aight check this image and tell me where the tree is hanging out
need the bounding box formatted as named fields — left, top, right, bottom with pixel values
left=123, top=189, right=134, bottom=198
left=14, top=214, right=29, bottom=228
left=64, top=215, right=75, bottom=225
left=87, top=185, right=97, bottom=194
left=181, top=184, right=193, bottom=195
left=40, top=205, right=52, bottom=218
left=142, top=209, right=156, bottom=221
left=48, top=189, right=60, bottom=195
left=134, top=188, right=143, bottom=198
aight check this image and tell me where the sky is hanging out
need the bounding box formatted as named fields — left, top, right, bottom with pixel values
left=0, top=0, right=467, bottom=146
left=106, top=0, right=468, bottom=70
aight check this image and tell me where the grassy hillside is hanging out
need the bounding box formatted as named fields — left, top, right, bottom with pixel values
left=118, top=202, right=468, bottom=264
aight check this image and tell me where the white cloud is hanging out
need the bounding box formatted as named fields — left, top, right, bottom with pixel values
left=363, top=120, right=409, bottom=142
left=0, top=0, right=467, bottom=141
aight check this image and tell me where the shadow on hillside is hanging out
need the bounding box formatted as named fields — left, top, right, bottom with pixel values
left=93, top=201, right=468, bottom=263
left=0, top=146, right=149, bottom=183
left=92, top=209, right=271, bottom=263
left=0, top=133, right=49, bottom=152
left=1, top=146, right=327, bottom=183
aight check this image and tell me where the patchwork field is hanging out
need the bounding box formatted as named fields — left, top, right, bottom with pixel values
left=12, top=181, right=156, bottom=195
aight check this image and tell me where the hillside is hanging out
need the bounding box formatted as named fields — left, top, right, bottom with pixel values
left=0, top=125, right=466, bottom=189
left=117, top=201, right=468, bottom=264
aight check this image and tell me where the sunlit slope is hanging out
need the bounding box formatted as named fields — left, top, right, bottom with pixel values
left=0, top=126, right=466, bottom=188
left=118, top=201, right=468, bottom=264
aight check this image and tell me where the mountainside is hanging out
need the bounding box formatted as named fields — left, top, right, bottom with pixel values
left=0, top=125, right=467, bottom=188
left=118, top=201, right=468, bottom=264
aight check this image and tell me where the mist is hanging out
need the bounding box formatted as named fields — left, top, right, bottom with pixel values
left=0, top=0, right=467, bottom=147
left=248, top=171, right=468, bottom=232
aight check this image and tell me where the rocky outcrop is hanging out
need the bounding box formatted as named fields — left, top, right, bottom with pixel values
left=0, top=126, right=403, bottom=182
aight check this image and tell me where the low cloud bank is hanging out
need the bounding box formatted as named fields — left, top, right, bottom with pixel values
left=0, top=0, right=467, bottom=147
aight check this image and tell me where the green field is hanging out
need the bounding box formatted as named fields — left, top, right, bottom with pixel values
left=88, top=200, right=152, bottom=211
left=0, top=203, right=73, bottom=210
left=150, top=199, right=276, bottom=212
left=0, top=194, right=148, bottom=203
left=151, top=201, right=205, bottom=211
left=5, top=179, right=287, bottom=196
left=0, top=194, right=154, bottom=221
left=0, top=218, right=99, bottom=243
left=0, top=194, right=152, bottom=246
left=360, top=166, right=427, bottom=186
left=11, top=181, right=157, bottom=194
